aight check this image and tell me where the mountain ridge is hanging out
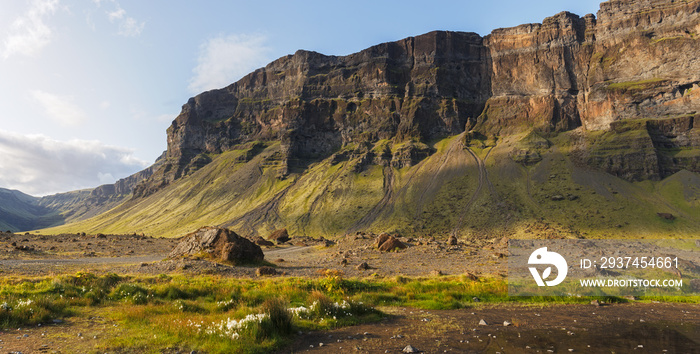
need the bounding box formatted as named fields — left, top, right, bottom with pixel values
left=0, top=152, right=164, bottom=232
left=16, top=0, right=700, bottom=237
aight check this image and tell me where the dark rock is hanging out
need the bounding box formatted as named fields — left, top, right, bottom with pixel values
left=448, top=235, right=458, bottom=245
left=465, top=273, right=479, bottom=281
left=356, top=262, right=370, bottom=270
left=378, top=236, right=406, bottom=252
left=268, top=228, right=290, bottom=244
left=256, top=266, right=277, bottom=276
left=657, top=212, right=675, bottom=220
left=169, top=226, right=264, bottom=265
left=374, top=233, right=391, bottom=248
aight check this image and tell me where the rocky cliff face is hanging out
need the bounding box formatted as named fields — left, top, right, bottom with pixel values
left=132, top=0, right=700, bottom=199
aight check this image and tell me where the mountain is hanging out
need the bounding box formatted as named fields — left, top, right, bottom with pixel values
left=0, top=153, right=164, bottom=232
left=38, top=0, right=700, bottom=238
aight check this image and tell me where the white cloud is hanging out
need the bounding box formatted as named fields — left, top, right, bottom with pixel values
left=0, top=130, right=150, bottom=196
left=107, top=7, right=126, bottom=21
left=31, top=90, right=87, bottom=126
left=106, top=4, right=144, bottom=37
left=2, top=0, right=60, bottom=58
left=189, top=34, right=271, bottom=94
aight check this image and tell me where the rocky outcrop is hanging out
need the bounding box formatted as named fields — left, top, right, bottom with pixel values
left=267, top=228, right=290, bottom=244
left=92, top=152, right=165, bottom=201
left=126, top=0, right=700, bottom=195
left=169, top=226, right=264, bottom=265
left=373, top=233, right=408, bottom=251
left=135, top=31, right=489, bottom=195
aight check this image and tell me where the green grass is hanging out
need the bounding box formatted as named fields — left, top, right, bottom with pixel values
left=1, top=271, right=697, bottom=352
left=36, top=128, right=700, bottom=240
left=606, top=78, right=666, bottom=92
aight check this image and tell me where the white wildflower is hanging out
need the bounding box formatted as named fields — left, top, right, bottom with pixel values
left=16, top=299, right=33, bottom=308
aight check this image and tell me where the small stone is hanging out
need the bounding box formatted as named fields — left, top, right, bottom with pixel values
left=256, top=266, right=277, bottom=276
left=319, top=342, right=324, bottom=347
left=590, top=300, right=600, bottom=307
left=448, top=235, right=458, bottom=245
left=479, top=319, right=488, bottom=326
left=403, top=345, right=420, bottom=353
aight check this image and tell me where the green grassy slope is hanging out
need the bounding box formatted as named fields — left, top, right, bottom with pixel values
left=39, top=133, right=700, bottom=239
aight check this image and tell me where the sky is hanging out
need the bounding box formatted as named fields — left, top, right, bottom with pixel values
left=0, top=0, right=602, bottom=196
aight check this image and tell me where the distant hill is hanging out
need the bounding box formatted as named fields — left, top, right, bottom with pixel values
left=0, top=188, right=59, bottom=231
left=30, top=0, right=700, bottom=238
left=0, top=153, right=164, bottom=232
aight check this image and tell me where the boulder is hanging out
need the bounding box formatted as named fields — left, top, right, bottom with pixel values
left=448, top=235, right=458, bottom=245
left=268, top=228, right=290, bottom=243
left=169, top=226, right=263, bottom=265
left=378, top=236, right=406, bottom=252
left=374, top=232, right=391, bottom=248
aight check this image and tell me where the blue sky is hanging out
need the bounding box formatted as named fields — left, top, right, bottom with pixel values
left=0, top=0, right=602, bottom=196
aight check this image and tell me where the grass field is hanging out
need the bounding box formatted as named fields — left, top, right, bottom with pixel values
left=2, top=271, right=696, bottom=353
